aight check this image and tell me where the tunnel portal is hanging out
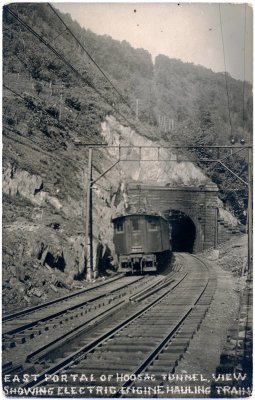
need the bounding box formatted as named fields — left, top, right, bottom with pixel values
left=166, top=210, right=196, bottom=253
left=126, top=183, right=220, bottom=252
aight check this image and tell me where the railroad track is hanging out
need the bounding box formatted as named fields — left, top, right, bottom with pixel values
left=3, top=274, right=125, bottom=323
left=3, top=274, right=140, bottom=352
left=2, top=265, right=181, bottom=376
left=2, top=253, right=217, bottom=398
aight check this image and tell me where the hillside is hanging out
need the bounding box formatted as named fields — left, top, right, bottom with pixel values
left=2, top=3, right=251, bottom=311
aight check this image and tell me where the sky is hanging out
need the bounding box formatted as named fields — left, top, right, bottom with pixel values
left=55, top=2, right=253, bottom=83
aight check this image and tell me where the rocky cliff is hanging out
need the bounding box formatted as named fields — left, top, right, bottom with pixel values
left=3, top=107, right=241, bottom=313
left=2, top=3, right=246, bottom=313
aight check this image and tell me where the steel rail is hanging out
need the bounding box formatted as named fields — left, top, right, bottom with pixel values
left=23, top=272, right=188, bottom=389
left=26, top=273, right=172, bottom=363
left=2, top=274, right=125, bottom=323
left=2, top=273, right=176, bottom=372
left=25, top=301, right=125, bottom=364
left=129, top=272, right=179, bottom=302
left=117, top=254, right=213, bottom=396
left=2, top=275, right=145, bottom=337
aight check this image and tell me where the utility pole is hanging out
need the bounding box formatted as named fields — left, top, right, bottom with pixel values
left=136, top=99, right=139, bottom=120
left=84, top=144, right=115, bottom=280
left=59, top=93, right=63, bottom=121
left=84, top=144, right=251, bottom=280
left=59, top=83, right=63, bottom=121
left=214, top=207, right=218, bottom=249
left=85, top=148, right=93, bottom=281
left=248, top=147, right=253, bottom=278
left=164, top=116, right=166, bottom=133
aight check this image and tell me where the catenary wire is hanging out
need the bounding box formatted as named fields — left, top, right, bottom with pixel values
left=47, top=3, right=157, bottom=139
left=4, top=5, right=145, bottom=138
left=3, top=83, right=99, bottom=145
left=47, top=3, right=137, bottom=117
left=3, top=124, right=84, bottom=167
left=4, top=4, right=250, bottom=179
left=218, top=4, right=233, bottom=137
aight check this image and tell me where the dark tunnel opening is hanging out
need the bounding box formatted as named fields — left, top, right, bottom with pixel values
left=166, top=210, right=196, bottom=253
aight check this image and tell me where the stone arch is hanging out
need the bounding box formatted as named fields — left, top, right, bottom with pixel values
left=127, top=183, right=219, bottom=252
left=163, top=208, right=201, bottom=253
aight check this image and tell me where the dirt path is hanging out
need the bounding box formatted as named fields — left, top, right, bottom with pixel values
left=160, top=236, right=247, bottom=398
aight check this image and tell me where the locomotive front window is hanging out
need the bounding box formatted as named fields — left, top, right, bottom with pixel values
left=116, top=220, right=124, bottom=233
left=148, top=218, right=158, bottom=231
left=132, top=218, right=139, bottom=231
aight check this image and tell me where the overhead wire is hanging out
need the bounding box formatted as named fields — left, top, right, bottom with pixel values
left=16, top=21, right=28, bottom=66
left=218, top=4, right=233, bottom=137
left=47, top=3, right=158, bottom=139
left=5, top=5, right=249, bottom=164
left=3, top=83, right=27, bottom=102
left=4, top=4, right=250, bottom=222
left=3, top=83, right=99, bottom=145
left=4, top=5, right=144, bottom=139
left=47, top=3, right=136, bottom=117
left=3, top=124, right=82, bottom=167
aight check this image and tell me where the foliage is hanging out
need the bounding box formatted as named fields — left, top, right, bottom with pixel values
left=2, top=3, right=252, bottom=222
left=65, top=97, right=81, bottom=111
left=34, top=82, right=43, bottom=95
left=46, top=106, right=59, bottom=119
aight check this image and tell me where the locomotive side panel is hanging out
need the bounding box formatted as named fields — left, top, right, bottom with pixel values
left=145, top=216, right=163, bottom=253
left=160, top=218, right=172, bottom=252
left=113, top=217, right=127, bottom=255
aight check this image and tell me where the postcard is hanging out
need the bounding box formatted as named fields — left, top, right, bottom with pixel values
left=2, top=2, right=252, bottom=398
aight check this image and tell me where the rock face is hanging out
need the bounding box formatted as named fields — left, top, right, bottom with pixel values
left=2, top=118, right=128, bottom=312
left=3, top=163, right=84, bottom=277
left=2, top=114, right=238, bottom=312
left=3, top=163, right=61, bottom=208
left=3, top=164, right=44, bottom=199
left=101, top=115, right=208, bottom=186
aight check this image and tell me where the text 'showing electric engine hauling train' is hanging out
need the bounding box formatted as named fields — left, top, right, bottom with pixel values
left=112, top=212, right=172, bottom=273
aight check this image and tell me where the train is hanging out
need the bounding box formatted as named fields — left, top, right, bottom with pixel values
left=112, top=211, right=171, bottom=273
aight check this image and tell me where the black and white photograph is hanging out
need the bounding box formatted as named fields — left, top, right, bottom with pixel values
left=2, top=2, right=253, bottom=398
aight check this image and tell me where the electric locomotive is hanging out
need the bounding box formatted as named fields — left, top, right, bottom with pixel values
left=112, top=211, right=171, bottom=273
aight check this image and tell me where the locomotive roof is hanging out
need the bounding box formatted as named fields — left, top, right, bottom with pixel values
left=112, top=212, right=167, bottom=222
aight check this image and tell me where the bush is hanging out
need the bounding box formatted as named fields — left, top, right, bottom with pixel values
left=65, top=97, right=81, bottom=111
left=34, top=82, right=43, bottom=95
left=46, top=106, right=59, bottom=119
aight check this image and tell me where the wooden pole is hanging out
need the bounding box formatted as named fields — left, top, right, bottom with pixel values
left=59, top=93, right=63, bottom=121
left=85, top=148, right=93, bottom=281
left=214, top=207, right=218, bottom=249
left=136, top=99, right=139, bottom=120
left=248, top=147, right=253, bottom=278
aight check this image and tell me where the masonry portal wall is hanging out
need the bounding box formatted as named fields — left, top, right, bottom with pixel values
left=127, top=183, right=219, bottom=252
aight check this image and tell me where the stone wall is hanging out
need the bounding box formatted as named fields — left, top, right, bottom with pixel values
left=126, top=183, right=219, bottom=252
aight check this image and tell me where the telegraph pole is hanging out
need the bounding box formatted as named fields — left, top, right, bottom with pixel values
left=84, top=144, right=115, bottom=280
left=59, top=93, right=63, bottom=121
left=59, top=83, right=63, bottom=121
left=84, top=143, right=251, bottom=280
left=248, top=147, right=253, bottom=277
left=85, top=148, right=93, bottom=281
left=136, top=99, right=139, bottom=120
left=214, top=207, right=218, bottom=249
